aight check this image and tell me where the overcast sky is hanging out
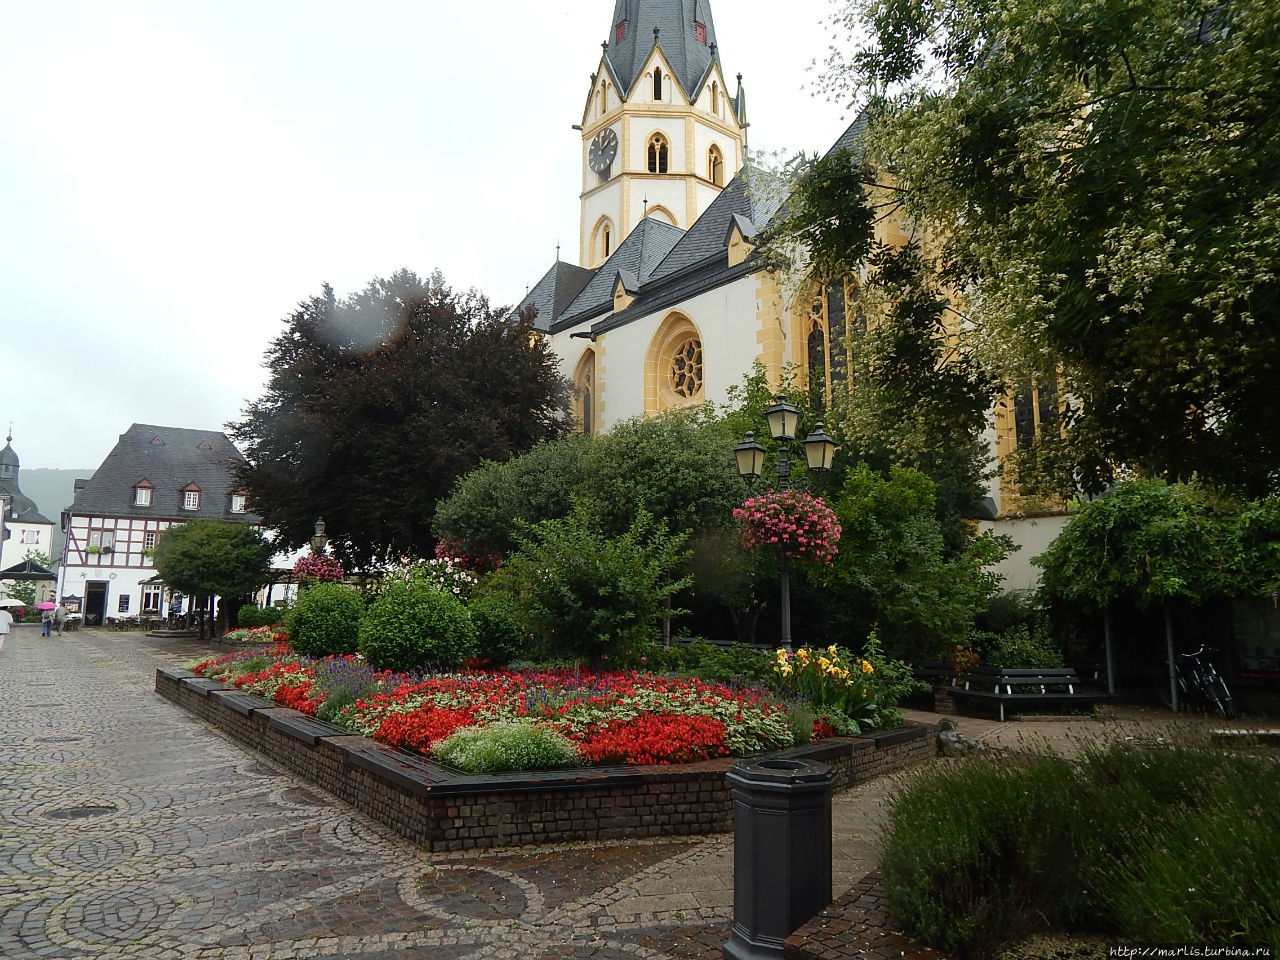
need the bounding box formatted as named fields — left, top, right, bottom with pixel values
left=1, top=0, right=858, bottom=471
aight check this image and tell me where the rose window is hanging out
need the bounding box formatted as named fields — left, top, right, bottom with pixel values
left=669, top=338, right=704, bottom=398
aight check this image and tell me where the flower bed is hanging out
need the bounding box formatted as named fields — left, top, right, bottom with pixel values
left=192, top=648, right=798, bottom=767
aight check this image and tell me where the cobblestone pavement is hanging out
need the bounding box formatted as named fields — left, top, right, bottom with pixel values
left=1, top=625, right=912, bottom=960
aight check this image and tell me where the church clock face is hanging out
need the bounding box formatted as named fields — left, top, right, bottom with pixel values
left=588, top=128, right=618, bottom=173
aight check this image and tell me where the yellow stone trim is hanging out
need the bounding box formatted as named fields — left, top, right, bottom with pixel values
left=726, top=223, right=754, bottom=267
left=644, top=312, right=704, bottom=418
left=595, top=334, right=607, bottom=427
left=754, top=271, right=785, bottom=391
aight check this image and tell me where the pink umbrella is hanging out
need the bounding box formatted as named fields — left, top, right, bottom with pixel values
left=36, top=601, right=56, bottom=610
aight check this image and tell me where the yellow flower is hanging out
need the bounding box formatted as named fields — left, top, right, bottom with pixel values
left=779, top=663, right=793, bottom=677
left=775, top=648, right=789, bottom=662
left=817, top=656, right=831, bottom=671
left=795, top=648, right=810, bottom=662
left=827, top=645, right=839, bottom=657
left=861, top=660, right=874, bottom=674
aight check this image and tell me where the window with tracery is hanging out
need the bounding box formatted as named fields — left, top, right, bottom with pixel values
left=669, top=337, right=703, bottom=398
left=647, top=133, right=669, bottom=173
left=707, top=144, right=723, bottom=185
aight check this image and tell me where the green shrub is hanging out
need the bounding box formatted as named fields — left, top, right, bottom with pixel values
left=286, top=583, right=363, bottom=657
left=358, top=580, right=477, bottom=671
left=237, top=603, right=283, bottom=628
left=981, top=618, right=1064, bottom=669
left=467, top=588, right=529, bottom=667
left=880, top=739, right=1280, bottom=957
left=487, top=505, right=690, bottom=663
left=433, top=721, right=581, bottom=773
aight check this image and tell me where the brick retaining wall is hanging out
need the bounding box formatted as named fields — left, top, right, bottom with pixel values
left=157, top=667, right=936, bottom=851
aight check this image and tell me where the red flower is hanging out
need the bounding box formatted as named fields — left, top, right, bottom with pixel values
left=575, top=714, right=729, bottom=765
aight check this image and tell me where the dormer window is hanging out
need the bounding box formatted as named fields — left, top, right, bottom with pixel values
left=695, top=21, right=707, bottom=44
left=134, top=480, right=154, bottom=506
left=182, top=483, right=201, bottom=511
left=231, top=493, right=247, bottom=514
left=615, top=21, right=625, bottom=43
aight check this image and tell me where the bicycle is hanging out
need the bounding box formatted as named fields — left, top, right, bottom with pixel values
left=1165, top=644, right=1235, bottom=719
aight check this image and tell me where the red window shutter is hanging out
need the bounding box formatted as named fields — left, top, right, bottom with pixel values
left=616, top=21, right=626, bottom=43
left=695, top=22, right=706, bottom=44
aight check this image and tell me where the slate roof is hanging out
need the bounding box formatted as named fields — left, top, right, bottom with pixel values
left=0, top=438, right=53, bottom=526
left=553, top=217, right=686, bottom=329
left=605, top=0, right=720, bottom=100
left=529, top=112, right=870, bottom=336
left=518, top=261, right=595, bottom=332
left=823, top=107, right=870, bottom=161
left=68, top=424, right=260, bottom=523
left=1, top=558, right=57, bottom=580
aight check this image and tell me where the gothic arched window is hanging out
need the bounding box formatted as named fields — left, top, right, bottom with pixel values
left=647, top=133, right=669, bottom=173
left=707, top=144, right=724, bottom=185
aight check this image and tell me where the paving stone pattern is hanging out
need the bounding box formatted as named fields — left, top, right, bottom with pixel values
left=0, top=626, right=925, bottom=960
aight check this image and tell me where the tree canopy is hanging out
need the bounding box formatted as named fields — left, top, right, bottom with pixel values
left=821, top=0, right=1280, bottom=497
left=1034, top=480, right=1280, bottom=610
left=229, top=269, right=568, bottom=568
left=152, top=520, right=274, bottom=635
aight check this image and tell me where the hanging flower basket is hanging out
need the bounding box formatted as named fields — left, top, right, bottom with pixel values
left=733, top=488, right=842, bottom=565
left=293, top=553, right=343, bottom=582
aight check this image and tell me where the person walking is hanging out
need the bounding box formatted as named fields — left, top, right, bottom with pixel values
left=41, top=607, right=52, bottom=637
left=0, top=606, right=12, bottom=651
left=53, top=602, right=69, bottom=637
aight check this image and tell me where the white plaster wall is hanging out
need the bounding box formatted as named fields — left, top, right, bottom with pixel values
left=979, top=513, right=1072, bottom=594
left=559, top=273, right=767, bottom=433
left=627, top=179, right=687, bottom=231
left=627, top=116, right=687, bottom=172
left=581, top=190, right=620, bottom=263
left=0, top=521, right=54, bottom=570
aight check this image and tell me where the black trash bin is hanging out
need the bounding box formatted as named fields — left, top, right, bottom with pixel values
left=723, top=757, right=833, bottom=960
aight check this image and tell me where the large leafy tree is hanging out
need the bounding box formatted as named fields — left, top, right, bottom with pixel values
left=152, top=520, right=274, bottom=638
left=230, top=269, right=568, bottom=568
left=822, top=0, right=1280, bottom=497
left=810, top=465, right=1007, bottom=659
left=765, top=147, right=998, bottom=549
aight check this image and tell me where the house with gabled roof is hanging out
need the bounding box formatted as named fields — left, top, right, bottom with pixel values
left=56, top=424, right=259, bottom=626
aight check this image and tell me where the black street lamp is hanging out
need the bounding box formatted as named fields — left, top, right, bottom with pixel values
left=310, top=518, right=329, bottom=556
left=733, top=395, right=837, bottom=651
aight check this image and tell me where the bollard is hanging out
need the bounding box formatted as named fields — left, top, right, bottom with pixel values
left=723, top=757, right=833, bottom=960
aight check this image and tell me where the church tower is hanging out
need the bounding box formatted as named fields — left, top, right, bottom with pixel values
left=579, top=0, right=747, bottom=268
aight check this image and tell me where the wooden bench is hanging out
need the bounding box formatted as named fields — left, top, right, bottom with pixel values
left=950, top=666, right=1117, bottom=721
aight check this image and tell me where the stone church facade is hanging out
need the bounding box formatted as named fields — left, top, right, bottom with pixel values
left=516, top=0, right=1067, bottom=589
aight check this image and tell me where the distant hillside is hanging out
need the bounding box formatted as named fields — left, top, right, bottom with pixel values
left=15, top=468, right=93, bottom=561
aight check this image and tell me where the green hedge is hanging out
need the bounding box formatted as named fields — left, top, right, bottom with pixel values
left=286, top=583, right=363, bottom=657
left=357, top=580, right=477, bottom=671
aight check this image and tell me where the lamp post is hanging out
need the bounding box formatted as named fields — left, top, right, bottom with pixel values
left=734, top=396, right=837, bottom=651
left=310, top=518, right=329, bottom=556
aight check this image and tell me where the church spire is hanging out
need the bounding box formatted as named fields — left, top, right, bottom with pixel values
left=605, top=0, right=721, bottom=99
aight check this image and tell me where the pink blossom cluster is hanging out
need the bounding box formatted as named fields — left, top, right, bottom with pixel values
left=733, top=488, right=842, bottom=565
left=293, top=553, right=344, bottom=582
